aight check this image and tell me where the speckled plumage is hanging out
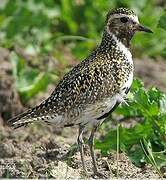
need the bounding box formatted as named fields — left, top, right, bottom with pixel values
left=8, top=7, right=152, bottom=176
left=9, top=28, right=133, bottom=128
left=107, top=7, right=136, bottom=19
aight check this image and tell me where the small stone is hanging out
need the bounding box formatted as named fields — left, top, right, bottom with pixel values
left=0, top=142, right=15, bottom=158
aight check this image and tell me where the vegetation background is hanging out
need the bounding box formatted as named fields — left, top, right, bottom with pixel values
left=0, top=0, right=166, bottom=178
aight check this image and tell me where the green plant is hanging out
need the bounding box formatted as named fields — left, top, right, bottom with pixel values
left=95, top=78, right=166, bottom=173
left=0, top=0, right=165, bottom=58
left=10, top=52, right=53, bottom=103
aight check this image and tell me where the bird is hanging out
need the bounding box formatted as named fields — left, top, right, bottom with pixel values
left=8, top=7, right=152, bottom=176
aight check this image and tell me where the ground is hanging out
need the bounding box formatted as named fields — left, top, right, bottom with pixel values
left=0, top=122, right=160, bottom=178
left=0, top=48, right=166, bottom=178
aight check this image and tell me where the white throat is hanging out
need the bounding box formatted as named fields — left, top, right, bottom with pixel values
left=110, top=32, right=133, bottom=64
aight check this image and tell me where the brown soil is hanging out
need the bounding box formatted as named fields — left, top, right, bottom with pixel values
left=0, top=48, right=23, bottom=121
left=0, top=48, right=166, bottom=178
left=135, top=57, right=166, bottom=93
left=0, top=122, right=160, bottom=179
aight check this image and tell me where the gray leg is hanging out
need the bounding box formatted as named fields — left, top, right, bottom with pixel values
left=88, top=125, right=99, bottom=174
left=77, top=125, right=87, bottom=174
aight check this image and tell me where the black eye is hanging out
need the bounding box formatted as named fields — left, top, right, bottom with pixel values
left=120, top=17, right=128, bottom=23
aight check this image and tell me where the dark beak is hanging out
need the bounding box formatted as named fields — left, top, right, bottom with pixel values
left=137, top=24, right=153, bottom=33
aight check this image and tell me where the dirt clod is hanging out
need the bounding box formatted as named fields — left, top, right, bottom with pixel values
left=0, top=142, right=15, bottom=158
left=0, top=48, right=23, bottom=121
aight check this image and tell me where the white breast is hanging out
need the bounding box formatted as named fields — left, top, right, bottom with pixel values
left=111, top=33, right=134, bottom=95
left=111, top=33, right=133, bottom=65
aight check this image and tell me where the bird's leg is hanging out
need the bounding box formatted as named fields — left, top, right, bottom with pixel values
left=77, top=125, right=88, bottom=174
left=88, top=126, right=106, bottom=177
left=88, top=125, right=100, bottom=175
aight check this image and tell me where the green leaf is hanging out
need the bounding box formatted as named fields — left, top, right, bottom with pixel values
left=131, top=78, right=144, bottom=92
left=153, top=152, right=166, bottom=168
left=10, top=52, right=26, bottom=78
left=147, top=102, right=159, bottom=116
left=95, top=128, right=117, bottom=155
left=18, top=72, right=50, bottom=102
left=128, top=145, right=146, bottom=167
left=158, top=11, right=166, bottom=30
left=10, top=52, right=51, bottom=103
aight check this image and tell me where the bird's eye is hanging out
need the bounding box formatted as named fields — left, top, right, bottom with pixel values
left=120, top=17, right=128, bottom=23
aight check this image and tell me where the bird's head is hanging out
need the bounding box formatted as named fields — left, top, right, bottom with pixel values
left=105, top=8, right=153, bottom=46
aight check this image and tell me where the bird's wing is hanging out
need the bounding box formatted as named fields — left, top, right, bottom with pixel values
left=8, top=55, right=117, bottom=128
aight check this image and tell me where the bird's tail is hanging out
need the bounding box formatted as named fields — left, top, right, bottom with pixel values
left=7, top=107, right=41, bottom=129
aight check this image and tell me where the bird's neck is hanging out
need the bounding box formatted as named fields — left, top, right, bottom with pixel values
left=100, top=29, right=131, bottom=50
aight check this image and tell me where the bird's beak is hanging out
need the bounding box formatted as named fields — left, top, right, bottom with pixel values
left=137, top=24, right=153, bottom=33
